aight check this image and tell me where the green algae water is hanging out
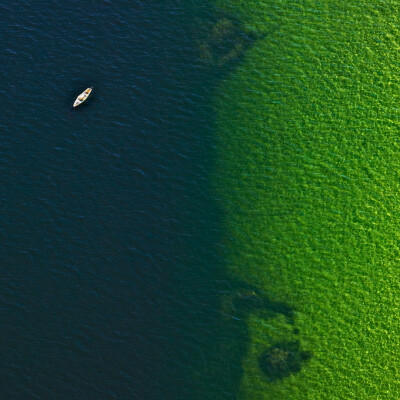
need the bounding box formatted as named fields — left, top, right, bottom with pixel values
left=213, top=1, right=400, bottom=398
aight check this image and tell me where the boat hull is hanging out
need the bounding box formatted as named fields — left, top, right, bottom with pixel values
left=73, top=87, right=93, bottom=108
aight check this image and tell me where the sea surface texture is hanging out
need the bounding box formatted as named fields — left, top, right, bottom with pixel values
left=3, top=0, right=400, bottom=399
left=1, top=1, right=236, bottom=399
left=214, top=0, right=400, bottom=399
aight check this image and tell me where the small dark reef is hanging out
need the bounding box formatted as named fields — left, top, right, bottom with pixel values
left=259, top=341, right=312, bottom=381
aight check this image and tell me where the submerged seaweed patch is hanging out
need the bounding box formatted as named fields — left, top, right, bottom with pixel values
left=221, top=281, right=294, bottom=322
left=259, top=341, right=312, bottom=381
left=198, top=16, right=262, bottom=69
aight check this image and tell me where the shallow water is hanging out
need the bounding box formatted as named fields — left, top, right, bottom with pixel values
left=214, top=1, right=400, bottom=398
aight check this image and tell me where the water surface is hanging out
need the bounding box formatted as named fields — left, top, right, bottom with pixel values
left=214, top=1, right=400, bottom=398
left=1, top=1, right=240, bottom=399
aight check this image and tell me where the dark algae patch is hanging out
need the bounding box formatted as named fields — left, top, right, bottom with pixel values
left=197, top=14, right=262, bottom=69
left=219, top=282, right=310, bottom=385
left=259, top=341, right=312, bottom=381
left=221, top=284, right=294, bottom=322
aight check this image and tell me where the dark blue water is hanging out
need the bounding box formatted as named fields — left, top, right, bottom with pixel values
left=1, top=1, right=246, bottom=399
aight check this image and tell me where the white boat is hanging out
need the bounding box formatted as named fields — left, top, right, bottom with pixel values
left=73, top=87, right=93, bottom=108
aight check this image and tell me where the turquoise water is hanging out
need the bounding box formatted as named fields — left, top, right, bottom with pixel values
left=213, top=1, right=400, bottom=398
